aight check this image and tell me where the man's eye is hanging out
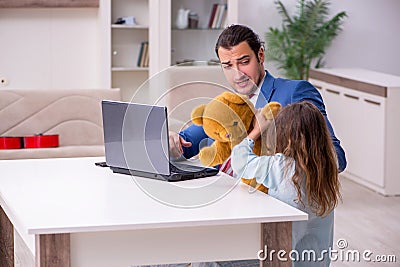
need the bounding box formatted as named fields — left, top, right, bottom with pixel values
left=223, top=65, right=232, bottom=69
left=240, top=60, right=249, bottom=65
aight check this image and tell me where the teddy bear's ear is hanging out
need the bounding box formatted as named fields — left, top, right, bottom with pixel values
left=262, top=101, right=282, bottom=120
left=220, top=91, right=247, bottom=104
left=191, top=104, right=206, bottom=125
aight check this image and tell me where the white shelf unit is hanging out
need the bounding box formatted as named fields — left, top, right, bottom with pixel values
left=111, top=67, right=149, bottom=72
left=110, top=0, right=150, bottom=101
left=111, top=24, right=149, bottom=29
left=100, top=0, right=238, bottom=101
left=169, top=0, right=238, bottom=66
left=309, top=68, right=400, bottom=196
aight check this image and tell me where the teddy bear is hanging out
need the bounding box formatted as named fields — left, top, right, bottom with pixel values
left=191, top=91, right=281, bottom=193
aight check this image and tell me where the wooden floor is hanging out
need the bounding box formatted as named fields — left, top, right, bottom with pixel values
left=332, top=176, right=400, bottom=266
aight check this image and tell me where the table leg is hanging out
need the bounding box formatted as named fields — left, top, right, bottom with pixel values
left=35, top=233, right=70, bottom=267
left=0, top=205, right=14, bottom=267
left=260, top=221, right=292, bottom=267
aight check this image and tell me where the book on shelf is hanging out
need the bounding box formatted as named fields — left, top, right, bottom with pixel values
left=137, top=42, right=144, bottom=67
left=208, top=3, right=227, bottom=29
left=137, top=41, right=149, bottom=68
left=143, top=42, right=149, bottom=68
left=141, top=42, right=148, bottom=67
left=208, top=4, right=218, bottom=28
left=218, top=4, right=228, bottom=28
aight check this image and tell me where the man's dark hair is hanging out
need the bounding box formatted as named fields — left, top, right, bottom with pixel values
left=215, top=24, right=264, bottom=62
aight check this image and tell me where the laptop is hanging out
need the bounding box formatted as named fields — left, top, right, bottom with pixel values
left=101, top=100, right=219, bottom=181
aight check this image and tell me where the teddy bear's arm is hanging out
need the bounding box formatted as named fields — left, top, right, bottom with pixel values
left=241, top=178, right=269, bottom=194
left=199, top=141, right=232, bottom=167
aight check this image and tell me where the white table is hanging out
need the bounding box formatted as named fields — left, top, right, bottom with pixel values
left=0, top=157, right=307, bottom=267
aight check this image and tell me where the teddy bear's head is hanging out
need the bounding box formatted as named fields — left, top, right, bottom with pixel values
left=191, top=91, right=255, bottom=146
left=190, top=91, right=281, bottom=194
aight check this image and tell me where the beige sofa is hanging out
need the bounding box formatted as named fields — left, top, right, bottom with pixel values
left=0, top=89, right=121, bottom=160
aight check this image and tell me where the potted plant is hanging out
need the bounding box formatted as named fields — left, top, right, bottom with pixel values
left=265, top=0, right=347, bottom=80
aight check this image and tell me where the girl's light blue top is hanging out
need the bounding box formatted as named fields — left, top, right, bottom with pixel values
left=232, top=138, right=334, bottom=267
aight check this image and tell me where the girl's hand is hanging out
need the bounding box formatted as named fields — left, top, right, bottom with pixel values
left=248, top=108, right=271, bottom=141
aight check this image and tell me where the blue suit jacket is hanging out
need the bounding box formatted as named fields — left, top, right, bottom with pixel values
left=179, top=71, right=347, bottom=172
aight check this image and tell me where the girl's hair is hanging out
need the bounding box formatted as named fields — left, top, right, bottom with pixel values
left=215, top=24, right=264, bottom=62
left=273, top=101, right=341, bottom=217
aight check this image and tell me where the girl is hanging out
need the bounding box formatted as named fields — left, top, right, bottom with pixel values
left=231, top=101, right=341, bottom=267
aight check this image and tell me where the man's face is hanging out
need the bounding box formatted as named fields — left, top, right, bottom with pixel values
left=218, top=41, right=265, bottom=95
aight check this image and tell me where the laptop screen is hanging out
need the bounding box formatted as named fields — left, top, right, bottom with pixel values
left=102, top=101, right=170, bottom=175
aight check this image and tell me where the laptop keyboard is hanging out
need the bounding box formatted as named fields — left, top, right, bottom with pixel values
left=170, top=162, right=205, bottom=173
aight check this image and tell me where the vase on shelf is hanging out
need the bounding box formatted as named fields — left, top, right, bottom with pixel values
left=175, top=7, right=190, bottom=29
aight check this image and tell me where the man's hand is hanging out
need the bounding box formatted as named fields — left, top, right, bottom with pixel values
left=168, top=131, right=192, bottom=159
left=248, top=109, right=272, bottom=141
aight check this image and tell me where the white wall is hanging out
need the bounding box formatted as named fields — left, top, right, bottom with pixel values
left=238, top=0, right=400, bottom=77
left=0, top=7, right=103, bottom=89
left=325, top=0, right=400, bottom=76
left=0, top=1, right=399, bottom=90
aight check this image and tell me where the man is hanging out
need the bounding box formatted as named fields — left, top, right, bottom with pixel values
left=170, top=24, right=346, bottom=173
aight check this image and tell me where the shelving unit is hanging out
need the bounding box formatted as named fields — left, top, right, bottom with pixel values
left=0, top=0, right=99, bottom=8
left=100, top=0, right=238, bottom=101
left=111, top=67, right=149, bottom=72
left=111, top=24, right=149, bottom=29
left=170, top=0, right=238, bottom=66
left=110, top=0, right=150, bottom=101
left=171, top=29, right=223, bottom=65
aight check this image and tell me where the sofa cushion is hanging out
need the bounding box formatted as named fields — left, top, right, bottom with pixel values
left=0, top=89, right=120, bottom=159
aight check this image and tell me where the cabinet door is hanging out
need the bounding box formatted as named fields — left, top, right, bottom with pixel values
left=324, top=84, right=385, bottom=187
left=317, top=83, right=346, bottom=136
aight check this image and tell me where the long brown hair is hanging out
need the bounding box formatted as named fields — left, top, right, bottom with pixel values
left=272, top=101, right=341, bottom=217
